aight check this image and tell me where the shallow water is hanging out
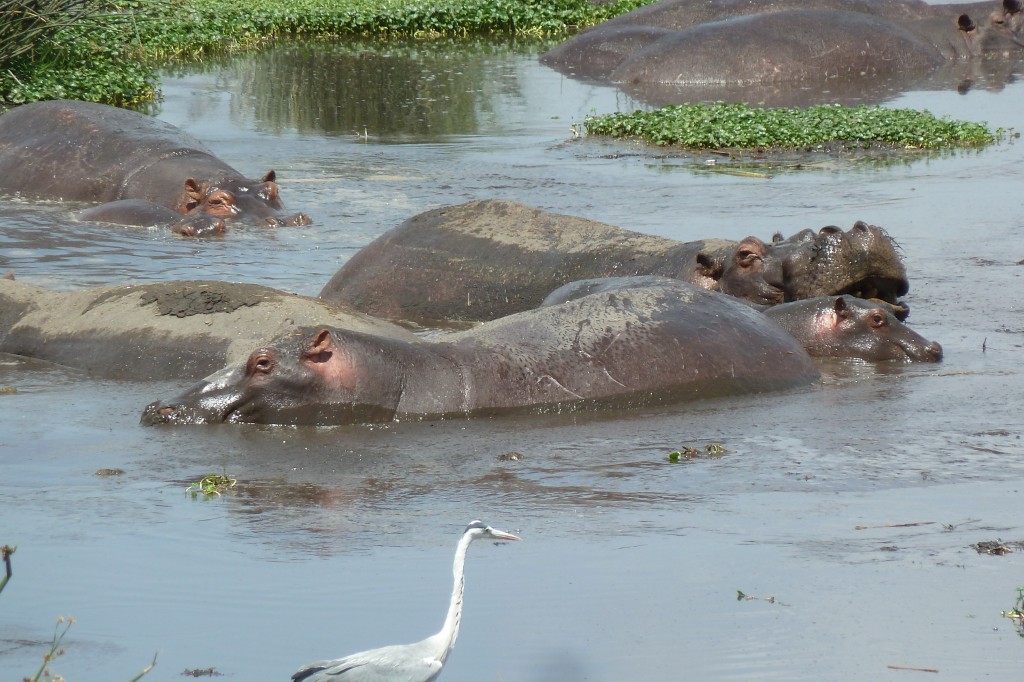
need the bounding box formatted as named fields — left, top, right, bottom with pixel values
left=2, top=32, right=1024, bottom=682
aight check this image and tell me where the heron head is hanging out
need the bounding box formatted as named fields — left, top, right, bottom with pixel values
left=465, top=520, right=520, bottom=542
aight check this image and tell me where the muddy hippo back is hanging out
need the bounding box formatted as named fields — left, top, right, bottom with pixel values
left=0, top=278, right=417, bottom=381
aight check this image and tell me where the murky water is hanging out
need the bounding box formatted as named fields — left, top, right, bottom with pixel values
left=2, top=31, right=1024, bottom=682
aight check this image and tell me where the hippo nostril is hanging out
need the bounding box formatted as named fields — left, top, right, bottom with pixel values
left=928, top=341, right=943, bottom=361
left=289, top=213, right=313, bottom=226
left=818, top=225, right=843, bottom=236
left=158, top=405, right=175, bottom=416
left=851, top=220, right=870, bottom=232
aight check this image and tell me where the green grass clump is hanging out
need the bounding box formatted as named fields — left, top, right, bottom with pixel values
left=583, top=102, right=998, bottom=150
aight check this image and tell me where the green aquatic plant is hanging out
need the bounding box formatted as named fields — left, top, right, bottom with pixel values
left=1001, top=586, right=1024, bottom=637
left=0, top=0, right=157, bottom=105
left=186, top=472, right=237, bottom=497
left=583, top=102, right=999, bottom=151
left=667, top=443, right=727, bottom=462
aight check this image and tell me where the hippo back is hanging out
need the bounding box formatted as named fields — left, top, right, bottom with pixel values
left=0, top=100, right=223, bottom=204
left=438, top=281, right=820, bottom=411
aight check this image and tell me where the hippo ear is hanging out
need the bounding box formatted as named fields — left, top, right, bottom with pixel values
left=695, top=252, right=725, bottom=280
left=958, top=14, right=977, bottom=33
left=305, top=329, right=336, bottom=361
left=833, top=296, right=851, bottom=319
left=303, top=329, right=360, bottom=388
left=182, top=178, right=206, bottom=213
left=261, top=170, right=277, bottom=183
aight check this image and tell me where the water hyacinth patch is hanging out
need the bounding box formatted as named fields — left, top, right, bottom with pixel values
left=0, top=0, right=659, bottom=104
left=582, top=102, right=999, bottom=150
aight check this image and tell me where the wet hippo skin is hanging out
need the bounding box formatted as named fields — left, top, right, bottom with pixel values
left=319, top=199, right=909, bottom=327
left=0, top=100, right=312, bottom=233
left=143, top=282, right=821, bottom=426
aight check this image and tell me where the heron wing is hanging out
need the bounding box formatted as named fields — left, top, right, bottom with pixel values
left=291, top=644, right=443, bottom=682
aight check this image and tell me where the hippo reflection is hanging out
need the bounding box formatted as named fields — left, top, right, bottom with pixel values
left=0, top=100, right=312, bottom=234
left=143, top=282, right=820, bottom=426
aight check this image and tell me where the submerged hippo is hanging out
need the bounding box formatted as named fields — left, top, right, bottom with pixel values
left=0, top=278, right=415, bottom=381
left=542, top=277, right=940, bottom=362
left=0, top=100, right=312, bottom=233
left=541, top=0, right=1024, bottom=105
left=763, top=295, right=942, bottom=362
left=142, top=282, right=820, bottom=426
left=319, top=199, right=909, bottom=327
left=77, top=200, right=227, bottom=237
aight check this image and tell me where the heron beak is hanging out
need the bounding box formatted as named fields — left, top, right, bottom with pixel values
left=489, top=529, right=520, bottom=541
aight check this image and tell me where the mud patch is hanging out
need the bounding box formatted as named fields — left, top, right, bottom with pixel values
left=134, top=282, right=280, bottom=317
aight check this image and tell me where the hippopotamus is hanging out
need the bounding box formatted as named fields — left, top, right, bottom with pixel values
left=762, top=295, right=942, bottom=362
left=318, top=199, right=909, bottom=327
left=0, top=100, right=312, bottom=232
left=541, top=0, right=1024, bottom=106
left=541, top=276, right=940, bottom=362
left=0, top=278, right=415, bottom=380
left=77, top=200, right=226, bottom=237
left=141, top=282, right=820, bottom=426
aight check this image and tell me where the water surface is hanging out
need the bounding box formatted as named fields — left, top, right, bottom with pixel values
left=1, top=36, right=1023, bottom=681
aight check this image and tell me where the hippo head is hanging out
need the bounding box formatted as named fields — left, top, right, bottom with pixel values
left=814, top=296, right=942, bottom=362
left=141, top=328, right=400, bottom=426
left=181, top=171, right=313, bottom=227
left=701, top=221, right=909, bottom=313
left=959, top=1, right=1024, bottom=55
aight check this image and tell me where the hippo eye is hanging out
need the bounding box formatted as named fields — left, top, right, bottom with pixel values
left=870, top=313, right=888, bottom=329
left=247, top=351, right=276, bottom=375
left=736, top=249, right=762, bottom=268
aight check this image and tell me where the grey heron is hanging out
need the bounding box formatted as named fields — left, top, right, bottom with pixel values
left=291, top=520, right=520, bottom=682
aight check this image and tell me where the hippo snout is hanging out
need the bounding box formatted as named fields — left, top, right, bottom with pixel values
left=923, top=341, right=943, bottom=362
left=172, top=215, right=227, bottom=238
left=263, top=212, right=313, bottom=228
left=141, top=400, right=223, bottom=425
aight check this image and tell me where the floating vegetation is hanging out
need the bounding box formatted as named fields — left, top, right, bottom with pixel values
left=667, top=443, right=727, bottom=462
left=1001, top=587, right=1024, bottom=637
left=186, top=472, right=237, bottom=498
left=973, top=539, right=1024, bottom=555
left=737, top=590, right=788, bottom=607
left=583, top=102, right=999, bottom=151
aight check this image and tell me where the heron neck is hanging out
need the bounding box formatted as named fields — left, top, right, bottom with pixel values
left=434, top=531, right=473, bottom=663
